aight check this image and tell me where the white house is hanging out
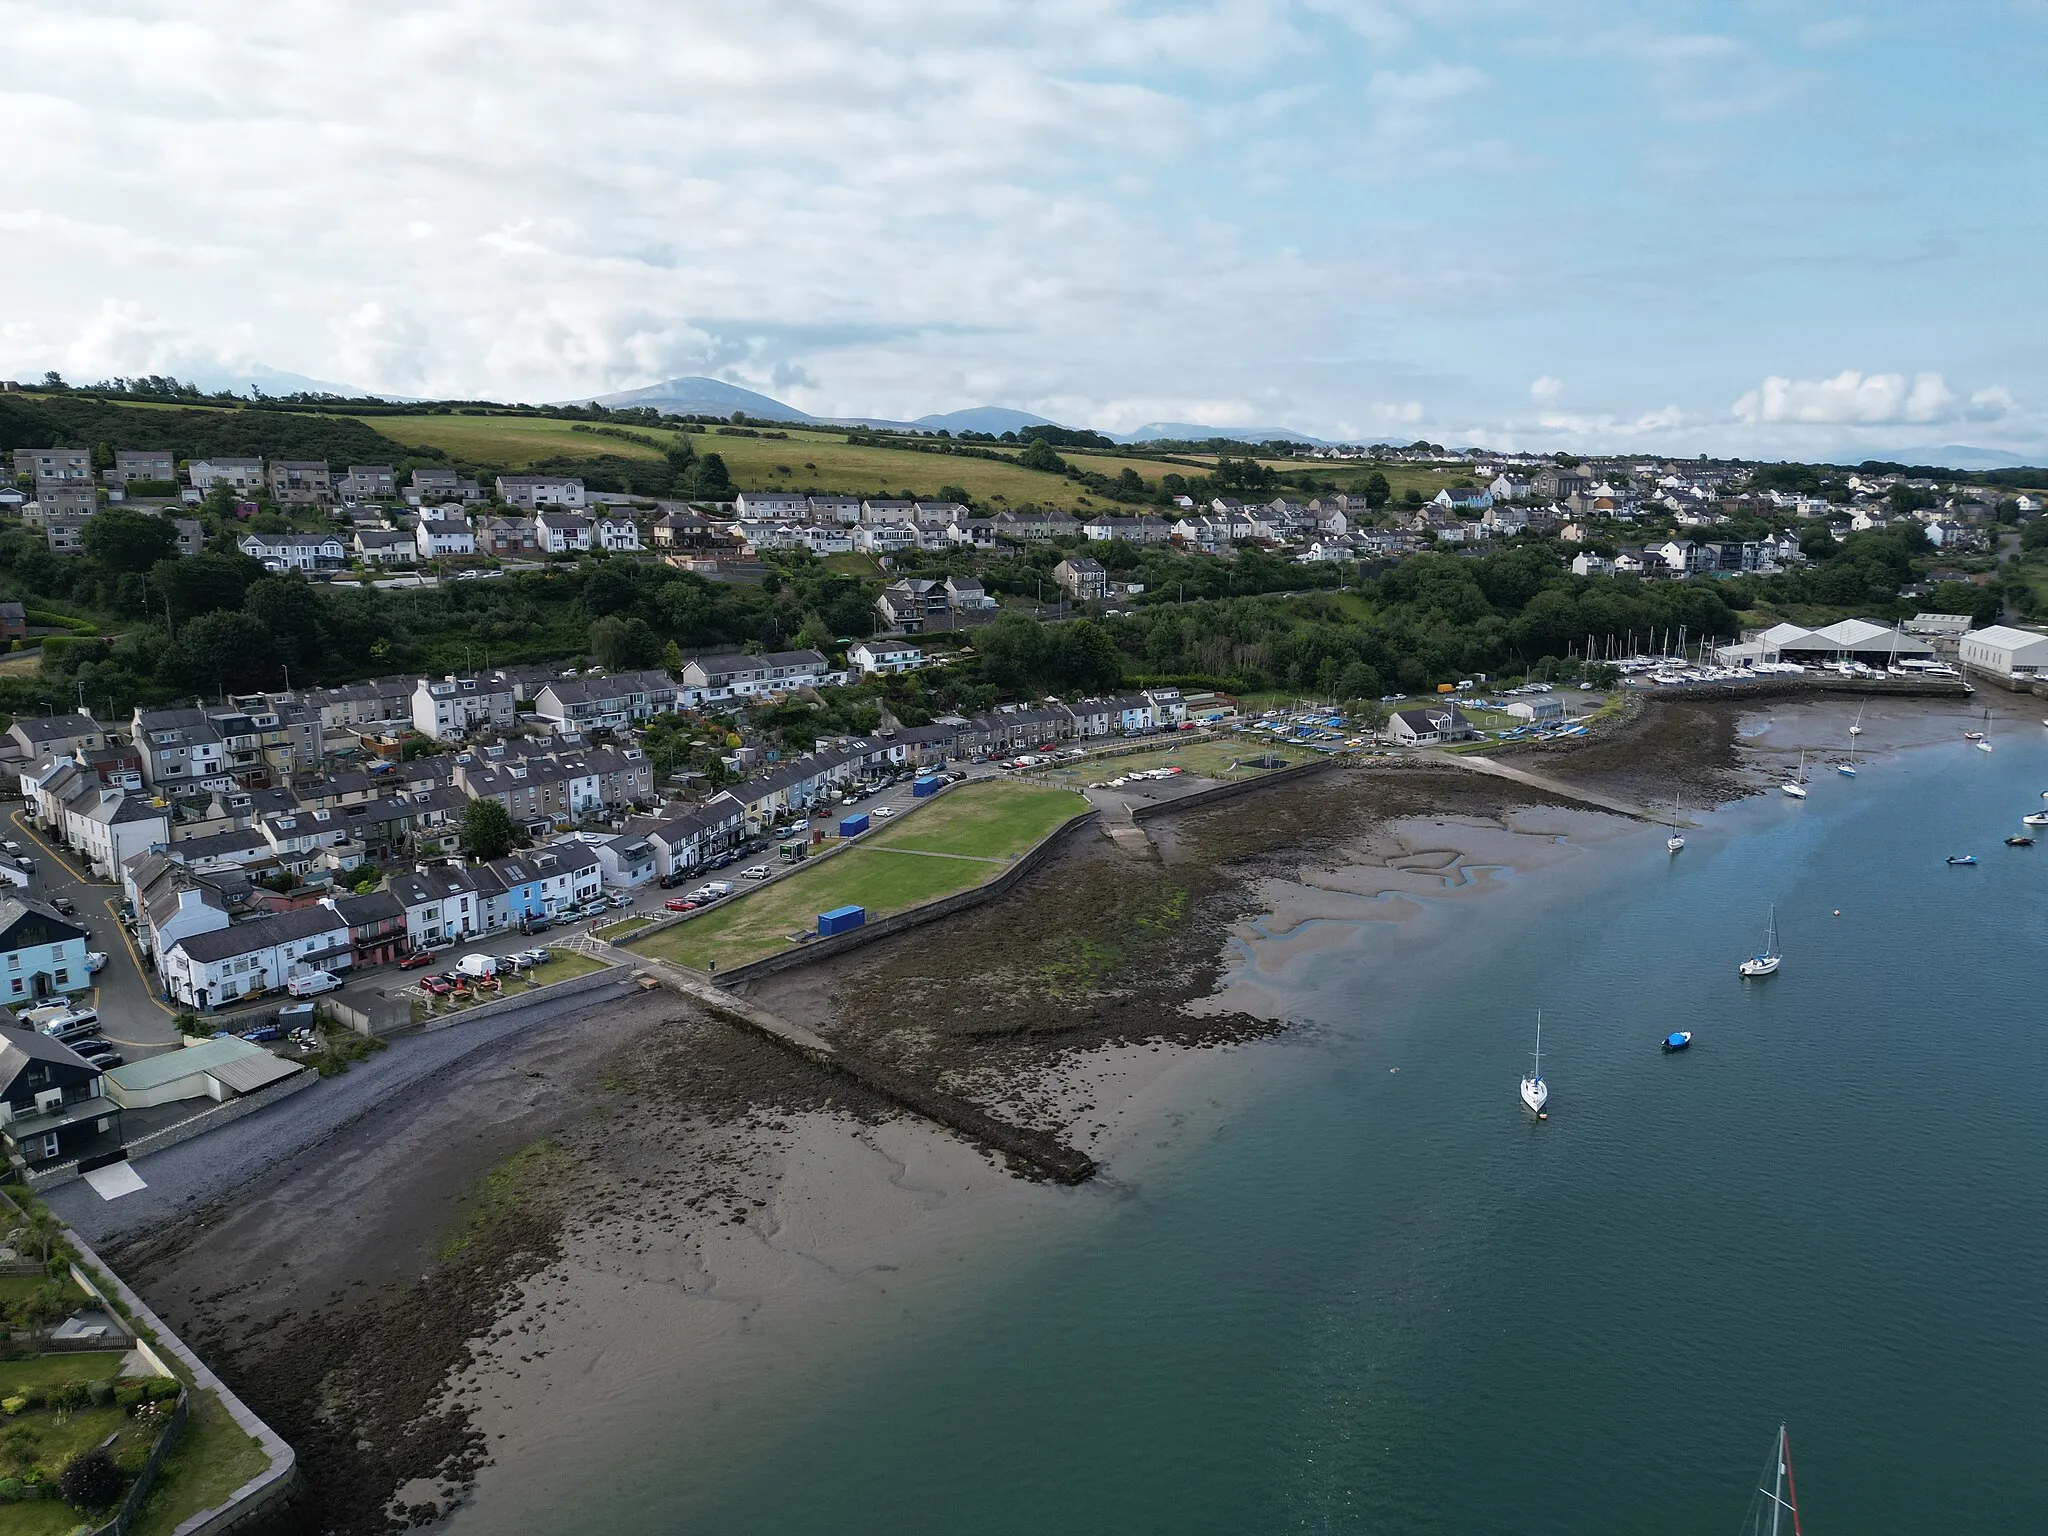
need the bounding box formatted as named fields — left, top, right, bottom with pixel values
left=388, top=866, right=489, bottom=948
left=189, top=458, right=265, bottom=493
left=238, top=532, right=347, bottom=572
left=1386, top=706, right=1475, bottom=745
left=594, top=516, right=642, bottom=552
left=411, top=675, right=517, bottom=741
left=848, top=641, right=923, bottom=676
left=592, top=834, right=657, bottom=890
left=853, top=522, right=922, bottom=555
left=160, top=904, right=354, bottom=1010
left=496, top=475, right=587, bottom=510
left=535, top=512, right=594, bottom=553
left=415, top=516, right=478, bottom=560
left=355, top=529, right=415, bottom=566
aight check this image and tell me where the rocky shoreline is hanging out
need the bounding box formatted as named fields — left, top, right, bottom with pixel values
left=102, top=696, right=1759, bottom=1534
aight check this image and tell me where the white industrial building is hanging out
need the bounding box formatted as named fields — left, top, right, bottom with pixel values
left=1718, top=620, right=1935, bottom=667
left=1958, top=624, right=2048, bottom=681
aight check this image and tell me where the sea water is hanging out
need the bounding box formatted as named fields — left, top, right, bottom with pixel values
left=508, top=727, right=2048, bottom=1533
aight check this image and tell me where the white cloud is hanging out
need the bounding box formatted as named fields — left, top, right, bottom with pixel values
left=1731, top=370, right=1990, bottom=426
left=1529, top=375, right=1563, bottom=401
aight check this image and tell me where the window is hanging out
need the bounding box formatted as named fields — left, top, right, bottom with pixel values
left=52, top=970, right=66, bottom=986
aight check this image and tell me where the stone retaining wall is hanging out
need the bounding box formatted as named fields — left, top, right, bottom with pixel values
left=418, top=966, right=626, bottom=1032
left=120, top=1070, right=320, bottom=1164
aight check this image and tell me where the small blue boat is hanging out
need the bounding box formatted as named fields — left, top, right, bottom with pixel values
left=1663, top=1031, right=1692, bottom=1051
left=1946, top=854, right=1978, bottom=866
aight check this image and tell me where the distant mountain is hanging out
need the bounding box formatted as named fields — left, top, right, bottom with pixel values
left=1919, top=444, right=2039, bottom=471
left=1113, top=422, right=1329, bottom=447
left=572, top=376, right=816, bottom=423
left=914, top=406, right=1060, bottom=434
left=186, top=365, right=417, bottom=401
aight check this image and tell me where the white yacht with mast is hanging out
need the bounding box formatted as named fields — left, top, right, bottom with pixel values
left=1780, top=751, right=1808, bottom=799
left=1739, top=905, right=1781, bottom=977
left=1519, top=1013, right=1548, bottom=1117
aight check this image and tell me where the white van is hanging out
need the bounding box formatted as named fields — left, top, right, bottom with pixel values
left=455, top=953, right=499, bottom=979
left=287, top=970, right=342, bottom=998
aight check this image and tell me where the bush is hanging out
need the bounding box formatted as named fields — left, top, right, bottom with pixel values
left=144, top=1380, right=178, bottom=1403
left=53, top=1381, right=90, bottom=1411
left=0, top=1476, right=19, bottom=1501
left=57, top=1446, right=121, bottom=1511
left=0, top=1397, right=23, bottom=1416
left=113, top=1384, right=145, bottom=1412
left=85, top=1380, right=111, bottom=1406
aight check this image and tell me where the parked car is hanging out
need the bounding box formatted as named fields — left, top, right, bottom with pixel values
left=49, top=896, right=75, bottom=916
left=74, top=1044, right=122, bottom=1068
left=873, top=806, right=895, bottom=818
left=788, top=819, right=810, bottom=833
left=70, top=1037, right=117, bottom=1059
left=521, top=948, right=553, bottom=966
left=397, top=949, right=436, bottom=969
left=606, top=892, right=634, bottom=909
left=240, top=1024, right=284, bottom=1043
left=456, top=953, right=498, bottom=979
left=665, top=898, right=697, bottom=912
left=419, top=976, right=455, bottom=996
left=287, top=970, right=342, bottom=998
left=658, top=871, right=689, bottom=888
left=0, top=840, right=18, bottom=855
left=519, top=915, right=552, bottom=936
left=85, top=952, right=107, bottom=973
left=577, top=901, right=609, bottom=919
left=741, top=865, right=771, bottom=881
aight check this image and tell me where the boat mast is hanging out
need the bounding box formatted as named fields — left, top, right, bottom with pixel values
left=1757, top=1422, right=1803, bottom=1536
left=1533, top=1010, right=1541, bottom=1080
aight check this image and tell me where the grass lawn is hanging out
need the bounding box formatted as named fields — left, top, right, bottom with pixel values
left=537, top=947, right=609, bottom=981
left=630, top=783, right=1086, bottom=970
left=865, top=782, right=1086, bottom=858
left=589, top=915, right=655, bottom=942
left=0, top=1277, right=67, bottom=1308
left=127, top=1389, right=270, bottom=1536
left=0, top=1353, right=130, bottom=1393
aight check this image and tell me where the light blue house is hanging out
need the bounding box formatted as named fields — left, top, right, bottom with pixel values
left=0, top=898, right=91, bottom=1005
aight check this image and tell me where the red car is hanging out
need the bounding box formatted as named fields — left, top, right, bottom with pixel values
left=664, top=899, right=697, bottom=912
left=397, top=950, right=435, bottom=969
left=418, top=976, right=455, bottom=996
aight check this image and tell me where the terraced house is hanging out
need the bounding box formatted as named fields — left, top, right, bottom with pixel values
left=533, top=670, right=680, bottom=734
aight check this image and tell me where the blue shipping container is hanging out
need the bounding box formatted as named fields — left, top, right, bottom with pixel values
left=912, top=776, right=941, bottom=797
left=838, top=812, right=870, bottom=838
left=817, top=904, right=866, bottom=937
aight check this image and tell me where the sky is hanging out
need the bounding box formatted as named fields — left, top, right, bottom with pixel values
left=2, top=1, right=2045, bottom=461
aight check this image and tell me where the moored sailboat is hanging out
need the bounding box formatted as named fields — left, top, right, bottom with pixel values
left=1780, top=752, right=1808, bottom=799
left=1739, top=905, right=1781, bottom=977
left=1740, top=1423, right=1803, bottom=1536
left=1519, top=1012, right=1548, bottom=1117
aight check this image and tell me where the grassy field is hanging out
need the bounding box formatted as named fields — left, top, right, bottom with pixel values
left=356, top=415, right=1132, bottom=508
left=1063, top=739, right=1312, bottom=782
left=628, top=782, right=1087, bottom=970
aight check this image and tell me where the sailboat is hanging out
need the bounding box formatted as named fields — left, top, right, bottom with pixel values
left=1667, top=795, right=1685, bottom=853
left=1835, top=733, right=1857, bottom=777
left=1780, top=751, right=1808, bottom=799
left=1976, top=709, right=1994, bottom=752
left=1739, top=905, right=1781, bottom=977
left=1848, top=704, right=1864, bottom=737
left=1519, top=1012, right=1549, bottom=1117
left=1740, top=1424, right=1804, bottom=1536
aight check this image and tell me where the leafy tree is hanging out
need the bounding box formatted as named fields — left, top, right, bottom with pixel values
left=938, top=484, right=971, bottom=506
left=58, top=1448, right=122, bottom=1512
left=244, top=576, right=322, bottom=666
left=1888, top=484, right=1937, bottom=515
left=81, top=508, right=178, bottom=573
left=1362, top=471, right=1391, bottom=508
left=590, top=614, right=663, bottom=670
left=686, top=453, right=732, bottom=497
left=165, top=610, right=274, bottom=694
left=1927, top=579, right=2003, bottom=627
left=460, top=798, right=515, bottom=860
left=151, top=550, right=264, bottom=621
left=1019, top=438, right=1066, bottom=474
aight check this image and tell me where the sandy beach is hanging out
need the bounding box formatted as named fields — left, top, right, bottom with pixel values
left=93, top=691, right=1972, bottom=1532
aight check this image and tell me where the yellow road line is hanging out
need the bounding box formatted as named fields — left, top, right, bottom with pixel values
left=100, top=891, right=182, bottom=1032
left=10, top=807, right=93, bottom=886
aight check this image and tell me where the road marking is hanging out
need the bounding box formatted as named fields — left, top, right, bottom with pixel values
left=10, top=807, right=93, bottom=885
left=82, top=1163, right=146, bottom=1201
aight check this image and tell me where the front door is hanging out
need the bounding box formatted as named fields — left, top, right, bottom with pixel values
left=31, top=973, right=50, bottom=1000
